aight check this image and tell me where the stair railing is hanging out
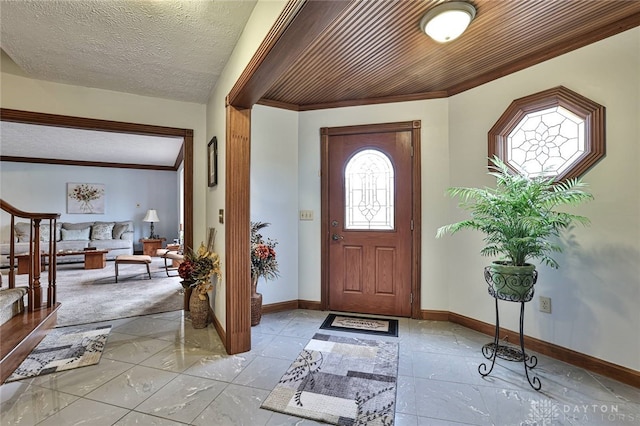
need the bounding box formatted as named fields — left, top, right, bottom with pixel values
left=1, top=199, right=60, bottom=311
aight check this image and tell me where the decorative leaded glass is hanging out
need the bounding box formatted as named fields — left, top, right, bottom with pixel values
left=489, top=86, right=605, bottom=182
left=507, top=106, right=585, bottom=178
left=344, top=149, right=394, bottom=230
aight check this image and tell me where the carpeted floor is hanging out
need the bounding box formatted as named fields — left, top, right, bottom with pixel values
left=262, top=332, right=399, bottom=425
left=12, top=258, right=184, bottom=326
left=5, top=324, right=111, bottom=383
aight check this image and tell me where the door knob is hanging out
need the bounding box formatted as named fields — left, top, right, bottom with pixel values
left=332, top=233, right=344, bottom=241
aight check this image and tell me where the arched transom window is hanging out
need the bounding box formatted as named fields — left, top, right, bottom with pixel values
left=489, top=86, right=605, bottom=181
left=344, top=149, right=394, bottom=230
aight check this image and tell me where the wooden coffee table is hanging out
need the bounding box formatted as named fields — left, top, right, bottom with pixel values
left=13, top=249, right=109, bottom=274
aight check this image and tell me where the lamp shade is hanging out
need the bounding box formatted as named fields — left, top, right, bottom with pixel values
left=143, top=209, right=160, bottom=223
left=420, top=1, right=476, bottom=43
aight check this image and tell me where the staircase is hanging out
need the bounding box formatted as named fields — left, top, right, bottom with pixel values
left=0, top=200, right=61, bottom=383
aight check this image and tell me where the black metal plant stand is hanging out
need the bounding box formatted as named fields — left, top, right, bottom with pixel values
left=478, top=266, right=542, bottom=390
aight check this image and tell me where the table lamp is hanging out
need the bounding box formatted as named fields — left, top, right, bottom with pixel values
left=143, top=209, right=160, bottom=239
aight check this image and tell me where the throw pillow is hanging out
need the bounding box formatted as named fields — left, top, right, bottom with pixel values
left=40, top=223, right=62, bottom=242
left=14, top=223, right=31, bottom=242
left=61, top=227, right=91, bottom=241
left=61, top=222, right=94, bottom=231
left=113, top=221, right=133, bottom=239
left=13, top=222, right=62, bottom=242
left=91, top=223, right=114, bottom=240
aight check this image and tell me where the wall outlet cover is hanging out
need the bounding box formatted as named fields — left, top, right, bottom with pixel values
left=539, top=296, right=552, bottom=314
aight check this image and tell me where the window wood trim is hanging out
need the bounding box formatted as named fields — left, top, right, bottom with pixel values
left=488, top=86, right=605, bottom=181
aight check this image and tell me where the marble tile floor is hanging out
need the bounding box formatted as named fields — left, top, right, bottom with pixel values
left=1, top=309, right=638, bottom=425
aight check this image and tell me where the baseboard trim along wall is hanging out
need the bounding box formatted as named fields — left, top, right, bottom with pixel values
left=445, top=311, right=640, bottom=388
left=261, top=300, right=299, bottom=314
left=256, top=299, right=639, bottom=388
left=212, top=311, right=225, bottom=344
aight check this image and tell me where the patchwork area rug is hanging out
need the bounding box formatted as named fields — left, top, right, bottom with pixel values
left=262, top=333, right=399, bottom=425
left=5, top=325, right=111, bottom=383
left=320, top=313, right=399, bottom=337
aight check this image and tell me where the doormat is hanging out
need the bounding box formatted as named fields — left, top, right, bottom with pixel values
left=261, top=333, right=398, bottom=425
left=319, top=313, right=399, bottom=337
left=4, top=325, right=111, bottom=383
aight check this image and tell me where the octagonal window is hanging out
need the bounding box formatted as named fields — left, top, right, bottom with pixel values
left=507, top=106, right=585, bottom=178
left=489, top=86, right=605, bottom=181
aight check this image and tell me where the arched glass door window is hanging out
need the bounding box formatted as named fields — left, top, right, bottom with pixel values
left=344, top=149, right=394, bottom=230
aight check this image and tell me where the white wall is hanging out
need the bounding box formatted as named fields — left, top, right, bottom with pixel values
left=297, top=100, right=451, bottom=309
left=205, top=0, right=288, bottom=329
left=446, top=27, right=640, bottom=370
left=251, top=105, right=299, bottom=304
left=0, top=71, right=208, bottom=245
left=0, top=162, right=179, bottom=247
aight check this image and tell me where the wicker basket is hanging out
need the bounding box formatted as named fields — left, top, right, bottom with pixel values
left=189, top=290, right=209, bottom=329
left=251, top=292, right=263, bottom=326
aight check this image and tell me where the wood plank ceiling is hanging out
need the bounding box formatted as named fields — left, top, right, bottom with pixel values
left=258, top=0, right=640, bottom=111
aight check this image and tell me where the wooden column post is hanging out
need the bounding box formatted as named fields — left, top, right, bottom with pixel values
left=224, top=104, right=252, bottom=354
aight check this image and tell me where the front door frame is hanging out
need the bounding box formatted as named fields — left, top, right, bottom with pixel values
left=320, top=120, right=422, bottom=319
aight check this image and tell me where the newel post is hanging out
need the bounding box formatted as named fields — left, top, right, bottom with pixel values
left=29, top=218, right=43, bottom=311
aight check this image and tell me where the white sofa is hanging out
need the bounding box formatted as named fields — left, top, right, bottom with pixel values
left=1, top=220, right=134, bottom=267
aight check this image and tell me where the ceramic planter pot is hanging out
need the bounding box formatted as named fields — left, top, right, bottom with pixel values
left=486, top=261, right=537, bottom=301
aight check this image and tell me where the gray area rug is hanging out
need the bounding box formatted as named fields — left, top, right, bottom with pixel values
left=262, top=333, right=399, bottom=425
left=5, top=325, right=111, bottom=383
left=14, top=258, right=183, bottom=326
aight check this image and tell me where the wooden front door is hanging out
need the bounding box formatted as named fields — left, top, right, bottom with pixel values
left=322, top=122, right=419, bottom=317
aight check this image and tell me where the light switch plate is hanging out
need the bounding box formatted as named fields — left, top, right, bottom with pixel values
left=299, top=210, right=314, bottom=220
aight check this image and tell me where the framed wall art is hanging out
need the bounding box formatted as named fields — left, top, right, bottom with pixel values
left=67, top=183, right=105, bottom=214
left=208, top=136, right=218, bottom=187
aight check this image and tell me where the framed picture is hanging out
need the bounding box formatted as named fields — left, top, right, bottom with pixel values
left=67, top=183, right=105, bottom=214
left=208, top=136, right=218, bottom=187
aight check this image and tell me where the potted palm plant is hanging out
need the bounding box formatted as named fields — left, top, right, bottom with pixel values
left=436, top=157, right=593, bottom=300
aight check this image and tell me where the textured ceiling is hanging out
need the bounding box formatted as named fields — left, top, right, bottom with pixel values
left=0, top=0, right=256, bottom=168
left=1, top=121, right=183, bottom=168
left=0, top=0, right=257, bottom=103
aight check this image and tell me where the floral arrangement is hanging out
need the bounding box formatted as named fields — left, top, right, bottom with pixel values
left=178, top=243, right=221, bottom=300
left=250, top=221, right=279, bottom=282
left=68, top=183, right=104, bottom=213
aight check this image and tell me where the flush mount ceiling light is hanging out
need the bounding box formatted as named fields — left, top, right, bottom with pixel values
left=420, top=1, right=476, bottom=43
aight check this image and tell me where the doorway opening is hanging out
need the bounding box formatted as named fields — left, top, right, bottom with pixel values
left=0, top=108, right=194, bottom=253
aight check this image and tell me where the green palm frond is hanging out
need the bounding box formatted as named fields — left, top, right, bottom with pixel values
left=436, top=157, right=592, bottom=268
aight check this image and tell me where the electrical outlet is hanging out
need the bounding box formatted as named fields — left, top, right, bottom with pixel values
left=299, top=210, right=314, bottom=221
left=539, top=296, right=552, bottom=314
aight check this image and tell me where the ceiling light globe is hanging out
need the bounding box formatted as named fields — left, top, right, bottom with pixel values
left=420, top=2, right=476, bottom=43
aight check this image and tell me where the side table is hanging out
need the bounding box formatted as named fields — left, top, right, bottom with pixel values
left=139, top=238, right=166, bottom=257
